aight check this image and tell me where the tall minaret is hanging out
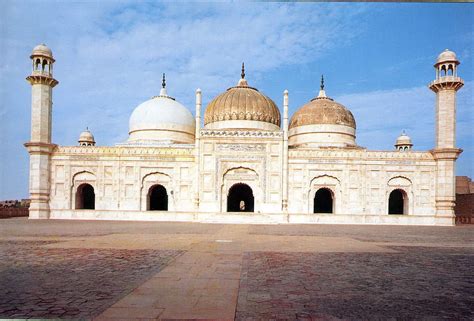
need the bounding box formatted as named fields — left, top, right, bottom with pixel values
left=194, top=88, right=202, bottom=210
left=24, top=44, right=58, bottom=219
left=429, top=49, right=463, bottom=223
left=282, top=89, right=289, bottom=213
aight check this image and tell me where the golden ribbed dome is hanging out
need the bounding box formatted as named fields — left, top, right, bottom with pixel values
left=204, top=65, right=280, bottom=127
left=289, top=93, right=356, bottom=129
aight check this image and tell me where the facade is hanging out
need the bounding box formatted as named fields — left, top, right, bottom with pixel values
left=25, top=45, right=464, bottom=225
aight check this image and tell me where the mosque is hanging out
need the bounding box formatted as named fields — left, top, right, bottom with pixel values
left=25, top=44, right=464, bottom=225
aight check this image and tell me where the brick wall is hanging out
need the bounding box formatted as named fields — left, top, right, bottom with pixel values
left=455, top=194, right=474, bottom=224
left=0, top=208, right=29, bottom=219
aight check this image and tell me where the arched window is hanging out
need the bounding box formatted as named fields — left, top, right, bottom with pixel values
left=76, top=183, right=95, bottom=209
left=35, top=58, right=41, bottom=70
left=441, top=65, right=447, bottom=76
left=227, top=183, right=254, bottom=212
left=388, top=189, right=407, bottom=215
left=148, top=184, right=168, bottom=211
left=314, top=188, right=333, bottom=213
left=447, top=64, right=453, bottom=76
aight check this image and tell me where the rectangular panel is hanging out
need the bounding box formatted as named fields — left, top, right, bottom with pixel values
left=180, top=167, right=189, bottom=180
left=104, top=184, right=113, bottom=197
left=55, top=165, right=64, bottom=179
left=125, top=184, right=134, bottom=197
left=104, top=166, right=113, bottom=178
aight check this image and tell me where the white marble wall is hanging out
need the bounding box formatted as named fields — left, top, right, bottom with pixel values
left=287, top=149, right=437, bottom=216
left=49, top=146, right=195, bottom=212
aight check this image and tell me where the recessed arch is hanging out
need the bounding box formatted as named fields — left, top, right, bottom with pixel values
left=388, top=189, right=407, bottom=215
left=148, top=184, right=168, bottom=211
left=227, top=183, right=254, bottom=212
left=313, top=187, right=333, bottom=213
left=75, top=183, right=95, bottom=210
left=140, top=171, right=173, bottom=211
left=222, top=166, right=259, bottom=179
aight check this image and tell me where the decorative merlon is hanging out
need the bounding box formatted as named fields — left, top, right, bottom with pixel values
left=200, top=129, right=283, bottom=138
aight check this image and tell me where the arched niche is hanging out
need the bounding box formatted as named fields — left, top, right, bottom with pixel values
left=220, top=167, right=262, bottom=213
left=76, top=183, right=95, bottom=210
left=141, top=172, right=173, bottom=211
left=313, top=187, right=334, bottom=213
left=148, top=184, right=168, bottom=211
left=71, top=171, right=97, bottom=210
left=308, top=175, right=341, bottom=214
left=387, top=176, right=413, bottom=215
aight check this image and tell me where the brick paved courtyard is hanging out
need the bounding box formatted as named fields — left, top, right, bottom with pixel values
left=0, top=218, right=472, bottom=320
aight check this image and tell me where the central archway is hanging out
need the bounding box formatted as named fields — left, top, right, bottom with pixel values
left=314, top=188, right=333, bottom=213
left=76, top=183, right=95, bottom=210
left=148, top=184, right=168, bottom=211
left=227, top=183, right=254, bottom=212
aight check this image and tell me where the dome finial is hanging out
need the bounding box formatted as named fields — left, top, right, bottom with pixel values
left=317, top=74, right=327, bottom=99
left=237, top=62, right=249, bottom=87
left=159, top=73, right=168, bottom=97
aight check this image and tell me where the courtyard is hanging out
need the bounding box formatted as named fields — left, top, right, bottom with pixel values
left=0, top=218, right=472, bottom=320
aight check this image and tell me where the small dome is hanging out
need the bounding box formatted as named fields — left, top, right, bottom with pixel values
left=78, top=128, right=95, bottom=146
left=128, top=85, right=195, bottom=144
left=436, top=49, right=458, bottom=65
left=395, top=131, right=413, bottom=146
left=31, top=44, right=53, bottom=58
left=204, top=64, right=281, bottom=131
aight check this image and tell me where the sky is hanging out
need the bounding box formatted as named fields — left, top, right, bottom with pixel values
left=0, top=1, right=473, bottom=200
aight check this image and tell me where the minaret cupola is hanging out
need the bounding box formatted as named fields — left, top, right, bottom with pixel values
left=78, top=128, right=96, bottom=146
left=395, top=131, right=413, bottom=151
left=30, top=44, right=56, bottom=79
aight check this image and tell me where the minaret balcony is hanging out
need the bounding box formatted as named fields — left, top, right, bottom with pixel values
left=429, top=76, right=463, bottom=92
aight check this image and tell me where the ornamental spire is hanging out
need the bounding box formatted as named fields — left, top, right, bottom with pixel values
left=317, top=74, right=327, bottom=98
left=237, top=62, right=249, bottom=87
left=159, top=73, right=168, bottom=96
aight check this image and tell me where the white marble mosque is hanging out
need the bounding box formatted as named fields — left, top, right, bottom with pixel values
left=25, top=44, right=464, bottom=225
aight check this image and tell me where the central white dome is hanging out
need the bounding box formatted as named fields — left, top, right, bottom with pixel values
left=128, top=87, right=195, bottom=144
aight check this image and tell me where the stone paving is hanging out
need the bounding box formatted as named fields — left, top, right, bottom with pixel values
left=0, top=239, right=182, bottom=319
left=0, top=218, right=472, bottom=320
left=235, top=247, right=474, bottom=320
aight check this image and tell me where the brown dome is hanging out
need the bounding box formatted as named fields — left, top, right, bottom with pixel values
left=204, top=78, right=281, bottom=127
left=289, top=96, right=356, bottom=129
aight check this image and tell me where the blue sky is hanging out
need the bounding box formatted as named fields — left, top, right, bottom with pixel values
left=0, top=1, right=473, bottom=200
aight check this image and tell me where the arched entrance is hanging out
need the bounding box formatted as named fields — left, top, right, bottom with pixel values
left=76, top=183, right=95, bottom=210
left=227, top=183, right=254, bottom=212
left=314, top=188, right=333, bottom=213
left=148, top=184, right=168, bottom=211
left=389, top=189, right=406, bottom=214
